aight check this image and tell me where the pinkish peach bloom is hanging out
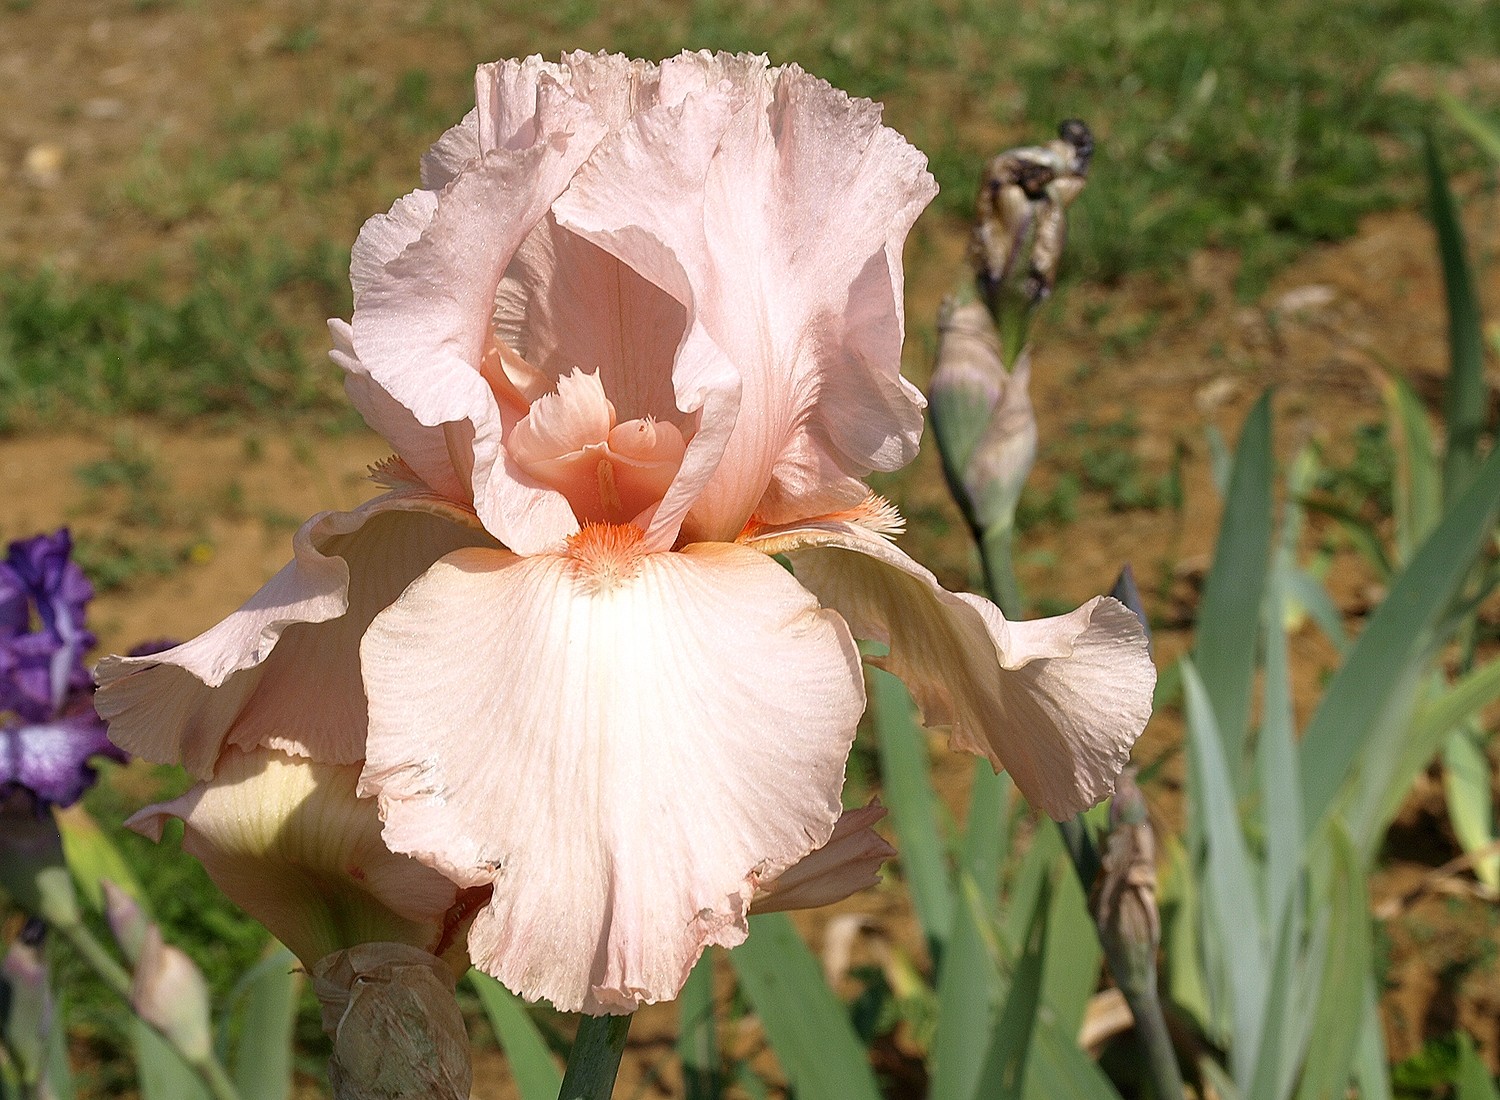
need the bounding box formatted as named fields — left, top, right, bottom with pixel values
left=749, top=802, right=895, bottom=915
left=98, top=51, right=1154, bottom=1016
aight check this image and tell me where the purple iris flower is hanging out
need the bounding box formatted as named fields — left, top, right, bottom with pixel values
left=0, top=530, right=125, bottom=810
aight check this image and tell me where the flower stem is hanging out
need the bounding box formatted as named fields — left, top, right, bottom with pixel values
left=558, top=1013, right=632, bottom=1100
left=53, top=915, right=243, bottom=1100
left=977, top=522, right=1023, bottom=619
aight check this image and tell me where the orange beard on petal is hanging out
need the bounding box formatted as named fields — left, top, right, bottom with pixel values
left=565, top=522, right=651, bottom=592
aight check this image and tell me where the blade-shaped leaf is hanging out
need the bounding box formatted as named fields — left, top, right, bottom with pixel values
left=1440, top=93, right=1500, bottom=163
left=1300, top=441, right=1500, bottom=839
left=1364, top=653, right=1500, bottom=849
left=871, top=667, right=954, bottom=957
left=1351, top=977, right=1393, bottom=1100
left=1443, top=724, right=1499, bottom=890
left=678, top=950, right=720, bottom=1100
left=1246, top=884, right=1305, bottom=1100
left=1194, top=393, right=1274, bottom=793
left=133, top=1019, right=208, bottom=1100
left=1038, top=848, right=1100, bottom=1040
left=1158, top=836, right=1215, bottom=1039
left=1380, top=374, right=1443, bottom=563
left=731, top=914, right=882, bottom=1100
left=1294, top=823, right=1369, bottom=1100
left=1456, top=1032, right=1500, bottom=1100
left=959, top=763, right=1010, bottom=912
left=228, top=945, right=299, bottom=1100
left=1424, top=129, right=1487, bottom=504
left=930, top=874, right=1003, bottom=1100
left=1183, top=658, right=1268, bottom=1087
left=974, top=875, right=1052, bottom=1099
left=468, top=971, right=562, bottom=1100
left=53, top=804, right=148, bottom=915
left=1259, top=564, right=1304, bottom=938
left=1024, top=1011, right=1123, bottom=1100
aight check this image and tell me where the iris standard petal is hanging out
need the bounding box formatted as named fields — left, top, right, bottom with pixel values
left=359, top=535, right=863, bottom=1013
left=350, top=98, right=609, bottom=555
left=554, top=54, right=936, bottom=539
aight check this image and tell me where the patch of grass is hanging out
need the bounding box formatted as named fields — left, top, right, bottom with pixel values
left=1312, top=420, right=1398, bottom=522
left=68, top=433, right=216, bottom=590
left=0, top=244, right=353, bottom=432
left=613, top=0, right=1494, bottom=290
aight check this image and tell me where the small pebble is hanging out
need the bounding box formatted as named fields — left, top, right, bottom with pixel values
left=22, top=143, right=65, bottom=187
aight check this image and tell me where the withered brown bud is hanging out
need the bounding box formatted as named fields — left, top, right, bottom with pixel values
left=969, top=119, right=1094, bottom=308
left=313, top=943, right=472, bottom=1100
left=1090, top=768, right=1161, bottom=982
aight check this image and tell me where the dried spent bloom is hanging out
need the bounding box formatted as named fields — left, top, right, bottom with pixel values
left=313, top=943, right=472, bottom=1100
left=1, top=530, right=123, bottom=811
left=98, top=52, right=1155, bottom=1015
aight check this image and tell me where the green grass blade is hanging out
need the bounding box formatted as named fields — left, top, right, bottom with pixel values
left=228, top=945, right=299, bottom=1100
left=959, top=763, right=1010, bottom=910
left=468, top=971, right=562, bottom=1100
left=731, top=914, right=882, bottom=1100
left=1024, top=1013, right=1123, bottom=1100
left=1442, top=724, right=1500, bottom=890
left=1424, top=129, right=1487, bottom=503
left=1456, top=1032, right=1500, bottom=1100
left=930, top=874, right=1003, bottom=1100
left=1380, top=374, right=1443, bottom=563
left=974, top=875, right=1052, bottom=1099
left=1300, top=442, right=1500, bottom=837
left=1183, top=658, right=1268, bottom=1087
left=1193, top=393, right=1274, bottom=792
left=1441, top=93, right=1500, bottom=163
left=1293, top=823, right=1369, bottom=1100
left=678, top=950, right=720, bottom=1100
left=871, top=667, right=954, bottom=956
left=1259, top=563, right=1304, bottom=938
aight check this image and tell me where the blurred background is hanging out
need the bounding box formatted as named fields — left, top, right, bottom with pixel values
left=2, top=0, right=1498, bottom=1095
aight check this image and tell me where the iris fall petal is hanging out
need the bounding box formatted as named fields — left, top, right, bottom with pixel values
left=770, top=520, right=1155, bottom=818
left=359, top=538, right=864, bottom=1013
left=96, top=497, right=496, bottom=777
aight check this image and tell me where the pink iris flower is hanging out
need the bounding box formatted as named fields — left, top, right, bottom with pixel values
left=97, top=52, right=1154, bottom=1015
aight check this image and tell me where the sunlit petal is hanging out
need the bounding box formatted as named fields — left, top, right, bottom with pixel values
left=96, top=497, right=496, bottom=777
left=773, top=521, right=1154, bottom=818
left=360, top=538, right=863, bottom=1012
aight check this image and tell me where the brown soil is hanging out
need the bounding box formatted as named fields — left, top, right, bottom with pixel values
left=4, top=0, right=1499, bottom=1094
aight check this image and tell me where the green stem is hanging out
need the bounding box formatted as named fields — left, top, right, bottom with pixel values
left=978, top=522, right=1023, bottom=619
left=559, top=1013, right=633, bottom=1100
left=1107, top=959, right=1186, bottom=1100
left=53, top=920, right=130, bottom=1000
